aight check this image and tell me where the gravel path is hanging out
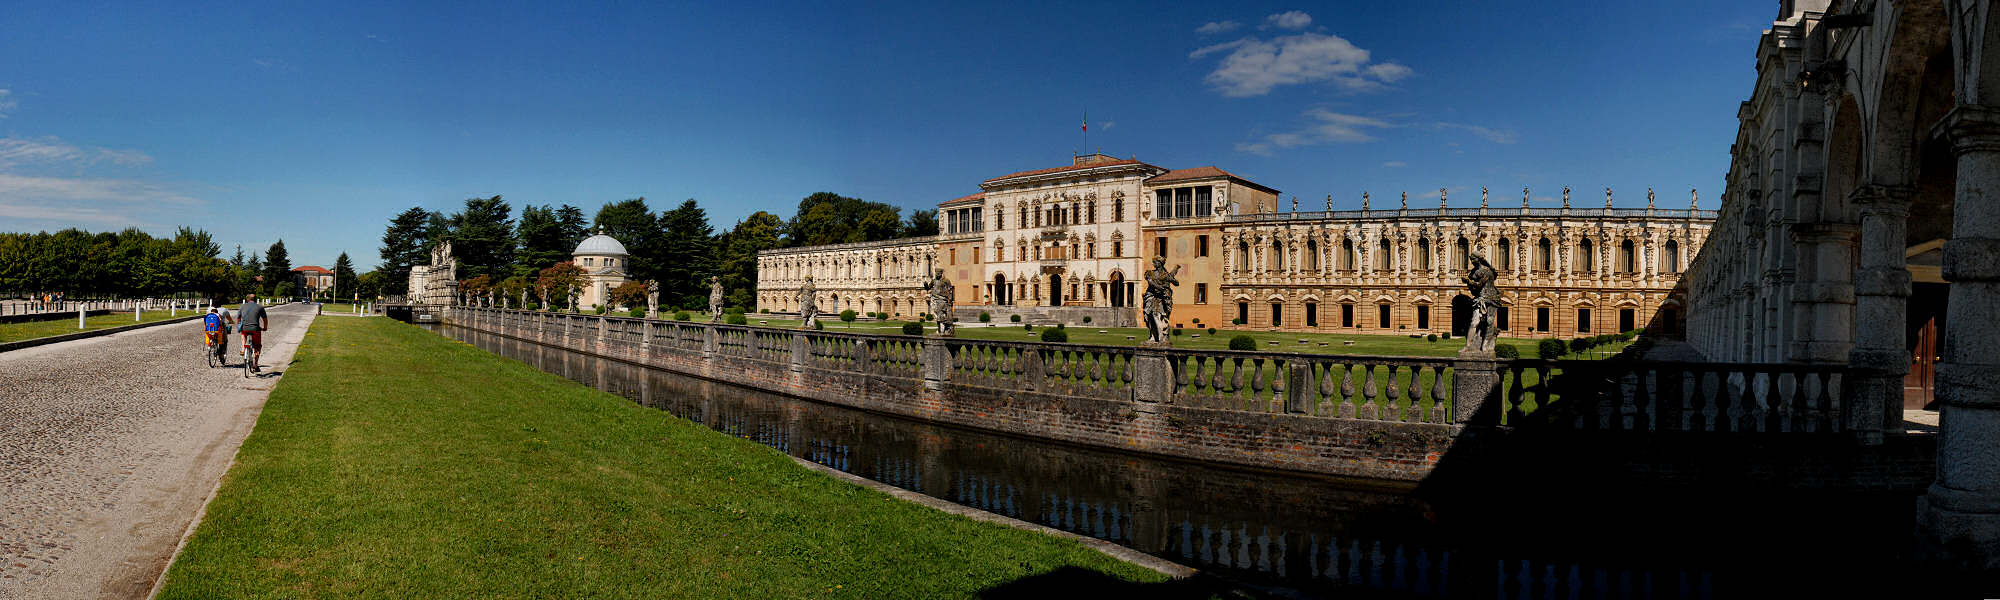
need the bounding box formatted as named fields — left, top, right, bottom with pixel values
left=0, top=304, right=314, bottom=600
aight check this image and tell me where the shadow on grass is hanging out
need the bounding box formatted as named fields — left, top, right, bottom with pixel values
left=977, top=566, right=1260, bottom=600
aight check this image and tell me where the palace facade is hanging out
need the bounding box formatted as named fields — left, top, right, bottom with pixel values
left=757, top=154, right=1712, bottom=339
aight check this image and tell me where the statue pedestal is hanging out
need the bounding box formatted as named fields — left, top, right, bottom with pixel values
left=1133, top=343, right=1172, bottom=408
left=921, top=335, right=952, bottom=391
left=1452, top=349, right=1500, bottom=426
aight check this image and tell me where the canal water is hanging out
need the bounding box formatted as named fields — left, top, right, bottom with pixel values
left=434, top=324, right=1903, bottom=597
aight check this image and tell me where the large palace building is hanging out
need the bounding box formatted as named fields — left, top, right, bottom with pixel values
left=758, top=153, right=1715, bottom=339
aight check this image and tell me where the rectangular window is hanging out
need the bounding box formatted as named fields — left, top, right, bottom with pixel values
left=1175, top=187, right=1194, bottom=218
left=1194, top=186, right=1213, bottom=217
left=1620, top=308, right=1636, bottom=332
left=1195, top=283, right=1207, bottom=304
left=949, top=248, right=958, bottom=265
left=1156, top=237, right=1167, bottom=258
left=1112, top=241, right=1122, bottom=258
left=973, top=247, right=980, bottom=264
left=1536, top=307, right=1551, bottom=332
left=973, top=208, right=983, bottom=232
left=1417, top=305, right=1430, bottom=330
left=1197, top=235, right=1210, bottom=257
left=1155, top=190, right=1172, bottom=220
left=1577, top=308, right=1591, bottom=333
left=1238, top=302, right=1249, bottom=324
left=1271, top=303, right=1283, bottom=327
left=1498, top=306, right=1510, bottom=331
left=1305, top=303, right=1318, bottom=327
left=995, top=210, right=1004, bottom=230
left=1378, top=304, right=1392, bottom=328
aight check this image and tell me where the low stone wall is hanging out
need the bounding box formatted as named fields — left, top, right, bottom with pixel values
left=444, top=307, right=1933, bottom=489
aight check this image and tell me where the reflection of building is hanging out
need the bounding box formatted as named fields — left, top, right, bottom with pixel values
left=755, top=153, right=1711, bottom=338
left=573, top=231, right=629, bottom=309
left=291, top=265, right=333, bottom=297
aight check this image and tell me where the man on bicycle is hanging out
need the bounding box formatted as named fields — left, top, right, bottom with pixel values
left=238, top=293, right=269, bottom=373
left=202, top=306, right=232, bottom=364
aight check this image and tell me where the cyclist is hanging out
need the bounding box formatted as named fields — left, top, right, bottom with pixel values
left=238, top=293, right=269, bottom=373
left=202, top=307, right=231, bottom=364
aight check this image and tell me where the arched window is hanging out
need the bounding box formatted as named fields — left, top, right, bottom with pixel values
left=1577, top=239, right=1595, bottom=272
left=1620, top=239, right=1636, bottom=274
left=1663, top=239, right=1680, bottom=274
left=994, top=205, right=1005, bottom=230
left=1239, top=241, right=1251, bottom=273
left=1087, top=200, right=1096, bottom=224
left=1307, top=239, right=1319, bottom=270
left=1497, top=238, right=1512, bottom=270
left=1537, top=237, right=1553, bottom=271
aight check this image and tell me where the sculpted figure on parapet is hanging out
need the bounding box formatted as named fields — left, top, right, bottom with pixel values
left=567, top=283, right=581, bottom=313
left=709, top=276, right=725, bottom=322
left=924, top=268, right=954, bottom=335
left=797, top=275, right=819, bottom=329
left=646, top=280, right=660, bottom=319
left=1143, top=256, right=1180, bottom=345
left=1461, top=253, right=1500, bottom=355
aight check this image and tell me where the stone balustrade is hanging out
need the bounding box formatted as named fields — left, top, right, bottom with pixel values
left=445, top=306, right=1908, bottom=480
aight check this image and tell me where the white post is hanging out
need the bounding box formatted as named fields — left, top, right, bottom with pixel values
left=136, top=304, right=142, bottom=322
left=78, top=306, right=85, bottom=329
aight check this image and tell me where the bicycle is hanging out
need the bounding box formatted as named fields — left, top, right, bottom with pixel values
left=242, top=331, right=257, bottom=378
left=204, top=330, right=224, bottom=368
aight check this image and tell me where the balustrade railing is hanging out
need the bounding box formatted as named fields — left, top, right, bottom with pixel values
left=446, top=307, right=1884, bottom=436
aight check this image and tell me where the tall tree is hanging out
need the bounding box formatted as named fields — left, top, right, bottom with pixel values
left=449, top=195, right=515, bottom=280
left=659, top=199, right=716, bottom=308
left=333, top=252, right=356, bottom=300
left=591, top=198, right=661, bottom=284
left=263, top=240, right=292, bottom=294
left=555, top=204, right=589, bottom=250
left=379, top=206, right=432, bottom=296
left=903, top=209, right=939, bottom=237
left=513, top=204, right=570, bottom=276
left=714, top=211, right=783, bottom=309
left=783, top=192, right=904, bottom=247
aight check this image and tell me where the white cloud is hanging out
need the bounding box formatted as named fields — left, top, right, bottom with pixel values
left=1193, top=31, right=1413, bottom=97
left=1099, top=121, right=1116, bottom=130
left=1265, top=11, right=1312, bottom=30
left=1434, top=122, right=1519, bottom=144
left=1196, top=21, right=1240, bottom=35
left=0, top=136, right=153, bottom=168
left=0, top=89, right=15, bottom=118
left=0, top=173, right=201, bottom=227
left=1235, top=108, right=1394, bottom=155
left=1382, top=161, right=1406, bottom=168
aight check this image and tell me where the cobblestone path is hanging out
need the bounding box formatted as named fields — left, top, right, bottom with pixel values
left=0, top=304, right=314, bottom=599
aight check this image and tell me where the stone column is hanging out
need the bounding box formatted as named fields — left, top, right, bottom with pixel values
left=1131, top=345, right=1171, bottom=407
left=1923, top=105, right=2000, bottom=570
left=920, top=335, right=951, bottom=391
left=1846, top=185, right=1912, bottom=442
left=1451, top=351, right=1500, bottom=426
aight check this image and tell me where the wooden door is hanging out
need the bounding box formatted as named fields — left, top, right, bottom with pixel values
left=1906, top=317, right=1938, bottom=409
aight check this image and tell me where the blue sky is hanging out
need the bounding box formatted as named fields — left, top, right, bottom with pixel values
left=0, top=1, right=1774, bottom=270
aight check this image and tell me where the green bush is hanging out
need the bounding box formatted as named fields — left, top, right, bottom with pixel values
left=726, top=314, right=747, bottom=325
left=1056, top=323, right=1065, bottom=330
left=1039, top=328, right=1069, bottom=343
left=1496, top=345, right=1521, bottom=359
left=760, top=308, right=769, bottom=314
left=901, top=322, right=923, bottom=335
left=1010, top=314, right=1022, bottom=323
left=840, top=309, right=857, bottom=324
left=1232, top=318, right=1245, bottom=325
left=1023, top=324, right=1034, bottom=331
left=628, top=307, right=645, bottom=318
left=1082, top=316, right=1092, bottom=324
left=814, top=321, right=825, bottom=330
left=1427, top=333, right=1438, bottom=343
left=1228, top=335, right=1256, bottom=351
left=1569, top=337, right=1590, bottom=352
left=979, top=312, right=991, bottom=322
left=1440, top=331, right=1451, bottom=340
left=726, top=306, right=744, bottom=315
left=1173, top=328, right=1183, bottom=336
left=1207, top=327, right=1217, bottom=335
left=1538, top=338, right=1568, bottom=359
left=594, top=305, right=608, bottom=315
left=674, top=311, right=691, bottom=321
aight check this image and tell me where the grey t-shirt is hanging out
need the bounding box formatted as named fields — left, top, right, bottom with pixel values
left=238, top=302, right=266, bottom=332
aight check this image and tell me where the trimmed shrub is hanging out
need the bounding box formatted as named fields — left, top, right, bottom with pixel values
left=1011, top=314, right=1022, bottom=323
left=1056, top=323, right=1065, bottom=330
left=673, top=311, right=691, bottom=321
left=1207, top=327, right=1217, bottom=335
left=1538, top=338, right=1568, bottom=359
left=594, top=305, right=608, bottom=315
left=1023, top=324, right=1034, bottom=331
left=1427, top=333, right=1439, bottom=343
left=760, top=308, right=769, bottom=314
left=1232, top=318, right=1245, bottom=325
left=840, top=309, right=857, bottom=324
left=1082, top=316, right=1093, bottom=324
left=1039, top=328, right=1068, bottom=343
left=1228, top=335, right=1257, bottom=351
left=726, top=306, right=744, bottom=315
left=901, top=322, right=923, bottom=335
left=1441, top=332, right=1451, bottom=340
left=726, top=314, right=747, bottom=325
left=1496, top=344, right=1521, bottom=359
left=1173, top=328, right=1183, bottom=336
left=814, top=321, right=825, bottom=330
left=1569, top=337, right=1590, bottom=352
left=979, top=312, right=991, bottom=322
left=628, top=307, right=645, bottom=318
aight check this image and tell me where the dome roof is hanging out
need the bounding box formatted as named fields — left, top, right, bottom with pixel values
left=573, top=233, right=628, bottom=256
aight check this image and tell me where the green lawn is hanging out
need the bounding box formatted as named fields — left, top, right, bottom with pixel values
left=0, top=310, right=192, bottom=343
left=156, top=316, right=1174, bottom=599
left=733, top=315, right=1550, bottom=358
left=312, top=302, right=368, bottom=313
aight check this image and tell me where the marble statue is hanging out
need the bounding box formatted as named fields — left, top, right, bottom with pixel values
left=797, top=275, right=819, bottom=329
left=646, top=280, right=660, bottom=319
left=1461, top=253, right=1500, bottom=354
left=708, top=276, right=725, bottom=322
left=567, top=283, right=581, bottom=314
left=923, top=268, right=954, bottom=335
left=1142, top=256, right=1181, bottom=345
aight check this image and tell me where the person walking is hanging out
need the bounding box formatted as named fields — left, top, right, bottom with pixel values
left=237, top=293, right=269, bottom=373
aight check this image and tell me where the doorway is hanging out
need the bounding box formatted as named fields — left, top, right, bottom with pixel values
left=1048, top=273, right=1063, bottom=306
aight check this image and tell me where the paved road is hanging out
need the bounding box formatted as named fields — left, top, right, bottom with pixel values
left=0, top=304, right=313, bottom=599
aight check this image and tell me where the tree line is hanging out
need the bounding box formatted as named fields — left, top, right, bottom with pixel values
left=377, top=191, right=937, bottom=310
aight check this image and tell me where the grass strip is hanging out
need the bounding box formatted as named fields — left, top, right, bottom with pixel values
left=0, top=310, right=190, bottom=343
left=155, top=316, right=1170, bottom=599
